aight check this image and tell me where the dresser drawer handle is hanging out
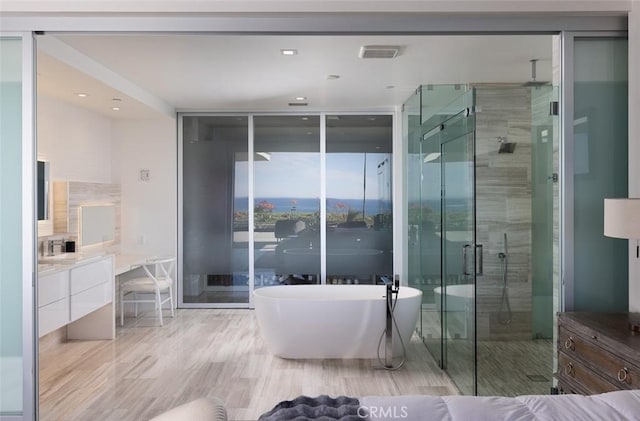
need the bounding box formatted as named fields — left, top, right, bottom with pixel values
left=618, top=367, right=629, bottom=383
left=565, top=362, right=574, bottom=377
left=564, top=337, right=575, bottom=350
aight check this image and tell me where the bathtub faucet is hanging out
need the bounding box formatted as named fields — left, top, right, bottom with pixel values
left=378, top=275, right=400, bottom=368
left=379, top=275, right=400, bottom=292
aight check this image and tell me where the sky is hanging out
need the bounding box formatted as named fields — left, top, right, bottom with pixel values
left=235, top=152, right=391, bottom=200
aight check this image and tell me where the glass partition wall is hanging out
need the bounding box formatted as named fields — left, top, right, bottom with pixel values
left=1, top=35, right=26, bottom=417
left=180, top=114, right=393, bottom=305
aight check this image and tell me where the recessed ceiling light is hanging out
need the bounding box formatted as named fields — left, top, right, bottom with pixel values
left=327, top=75, right=340, bottom=80
left=301, top=117, right=309, bottom=121
left=295, top=96, right=307, bottom=101
left=76, top=93, right=88, bottom=97
left=307, top=132, right=313, bottom=135
left=281, top=49, right=298, bottom=56
left=112, top=107, right=120, bottom=111
left=368, top=117, right=377, bottom=121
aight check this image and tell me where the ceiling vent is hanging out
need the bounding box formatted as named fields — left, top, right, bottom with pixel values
left=288, top=102, right=308, bottom=107
left=358, top=45, right=401, bottom=59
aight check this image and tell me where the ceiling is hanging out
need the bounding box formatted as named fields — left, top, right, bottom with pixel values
left=37, top=34, right=553, bottom=119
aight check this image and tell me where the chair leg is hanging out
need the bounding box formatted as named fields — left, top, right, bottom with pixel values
left=157, top=291, right=163, bottom=326
left=134, top=294, right=138, bottom=318
left=169, top=286, right=175, bottom=318
left=120, top=287, right=124, bottom=327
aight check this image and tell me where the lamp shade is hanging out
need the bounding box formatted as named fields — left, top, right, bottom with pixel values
left=603, top=198, right=640, bottom=239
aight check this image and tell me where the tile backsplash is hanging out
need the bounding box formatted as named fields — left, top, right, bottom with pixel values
left=39, top=181, right=121, bottom=255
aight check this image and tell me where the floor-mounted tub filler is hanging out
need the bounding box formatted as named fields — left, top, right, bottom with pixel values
left=254, top=284, right=422, bottom=359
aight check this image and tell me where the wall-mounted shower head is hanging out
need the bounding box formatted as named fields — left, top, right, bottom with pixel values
left=498, top=143, right=517, bottom=153
left=497, top=136, right=516, bottom=153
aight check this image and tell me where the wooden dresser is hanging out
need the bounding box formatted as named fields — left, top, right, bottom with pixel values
left=556, top=312, right=640, bottom=394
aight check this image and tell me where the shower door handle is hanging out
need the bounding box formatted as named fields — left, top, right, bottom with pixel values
left=476, top=244, right=484, bottom=276
left=462, top=244, right=472, bottom=276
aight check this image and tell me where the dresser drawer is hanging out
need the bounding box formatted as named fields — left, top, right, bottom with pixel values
left=559, top=326, right=640, bottom=389
left=558, top=351, right=619, bottom=394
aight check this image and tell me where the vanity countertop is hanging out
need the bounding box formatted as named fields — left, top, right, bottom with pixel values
left=38, top=253, right=112, bottom=275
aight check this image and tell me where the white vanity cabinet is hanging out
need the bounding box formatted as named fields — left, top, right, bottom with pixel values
left=38, top=255, right=115, bottom=340
left=70, top=258, right=113, bottom=320
left=38, top=270, right=70, bottom=337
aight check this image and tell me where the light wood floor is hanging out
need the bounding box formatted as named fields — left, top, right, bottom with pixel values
left=39, top=309, right=458, bottom=421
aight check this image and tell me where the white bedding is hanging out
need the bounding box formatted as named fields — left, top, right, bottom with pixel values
left=360, top=390, right=640, bottom=420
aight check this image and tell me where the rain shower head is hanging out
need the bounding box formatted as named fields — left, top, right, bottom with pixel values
left=522, top=59, right=550, bottom=87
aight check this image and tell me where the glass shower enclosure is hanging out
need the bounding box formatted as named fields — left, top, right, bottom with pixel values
left=406, top=83, right=559, bottom=396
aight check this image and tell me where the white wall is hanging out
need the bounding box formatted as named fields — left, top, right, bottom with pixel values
left=629, top=2, right=640, bottom=312
left=112, top=118, right=177, bottom=258
left=37, top=94, right=113, bottom=183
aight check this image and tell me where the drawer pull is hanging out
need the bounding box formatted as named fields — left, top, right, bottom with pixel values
left=618, top=367, right=629, bottom=383
left=564, top=337, right=575, bottom=350
left=565, top=362, right=574, bottom=377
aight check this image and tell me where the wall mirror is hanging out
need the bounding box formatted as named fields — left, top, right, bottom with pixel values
left=80, top=205, right=115, bottom=246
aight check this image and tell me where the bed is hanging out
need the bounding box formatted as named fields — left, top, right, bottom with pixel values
left=258, top=390, right=640, bottom=420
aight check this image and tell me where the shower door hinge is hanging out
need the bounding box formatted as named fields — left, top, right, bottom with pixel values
left=550, top=101, right=559, bottom=116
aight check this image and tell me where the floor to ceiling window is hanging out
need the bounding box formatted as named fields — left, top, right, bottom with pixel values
left=181, top=116, right=250, bottom=305
left=325, top=115, right=393, bottom=284
left=253, top=115, right=321, bottom=287
left=179, top=113, right=394, bottom=306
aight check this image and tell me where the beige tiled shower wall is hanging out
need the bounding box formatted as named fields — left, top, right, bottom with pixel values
left=474, top=86, right=533, bottom=341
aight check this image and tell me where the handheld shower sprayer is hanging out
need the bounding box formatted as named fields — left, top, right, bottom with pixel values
left=377, top=275, right=405, bottom=370
left=498, top=233, right=512, bottom=325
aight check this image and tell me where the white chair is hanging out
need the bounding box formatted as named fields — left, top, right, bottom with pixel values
left=120, top=257, right=175, bottom=326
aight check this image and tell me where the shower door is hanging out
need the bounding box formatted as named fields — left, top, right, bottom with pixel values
left=421, top=88, right=478, bottom=395
left=441, top=90, right=477, bottom=396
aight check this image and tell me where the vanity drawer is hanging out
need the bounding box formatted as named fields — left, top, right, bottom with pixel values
left=70, top=258, right=112, bottom=295
left=70, top=282, right=112, bottom=321
left=38, top=296, right=69, bottom=337
left=38, top=270, right=69, bottom=307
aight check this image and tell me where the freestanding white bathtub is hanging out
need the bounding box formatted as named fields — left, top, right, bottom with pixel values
left=253, top=285, right=422, bottom=359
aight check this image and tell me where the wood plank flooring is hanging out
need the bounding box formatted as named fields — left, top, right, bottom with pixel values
left=39, top=309, right=458, bottom=421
